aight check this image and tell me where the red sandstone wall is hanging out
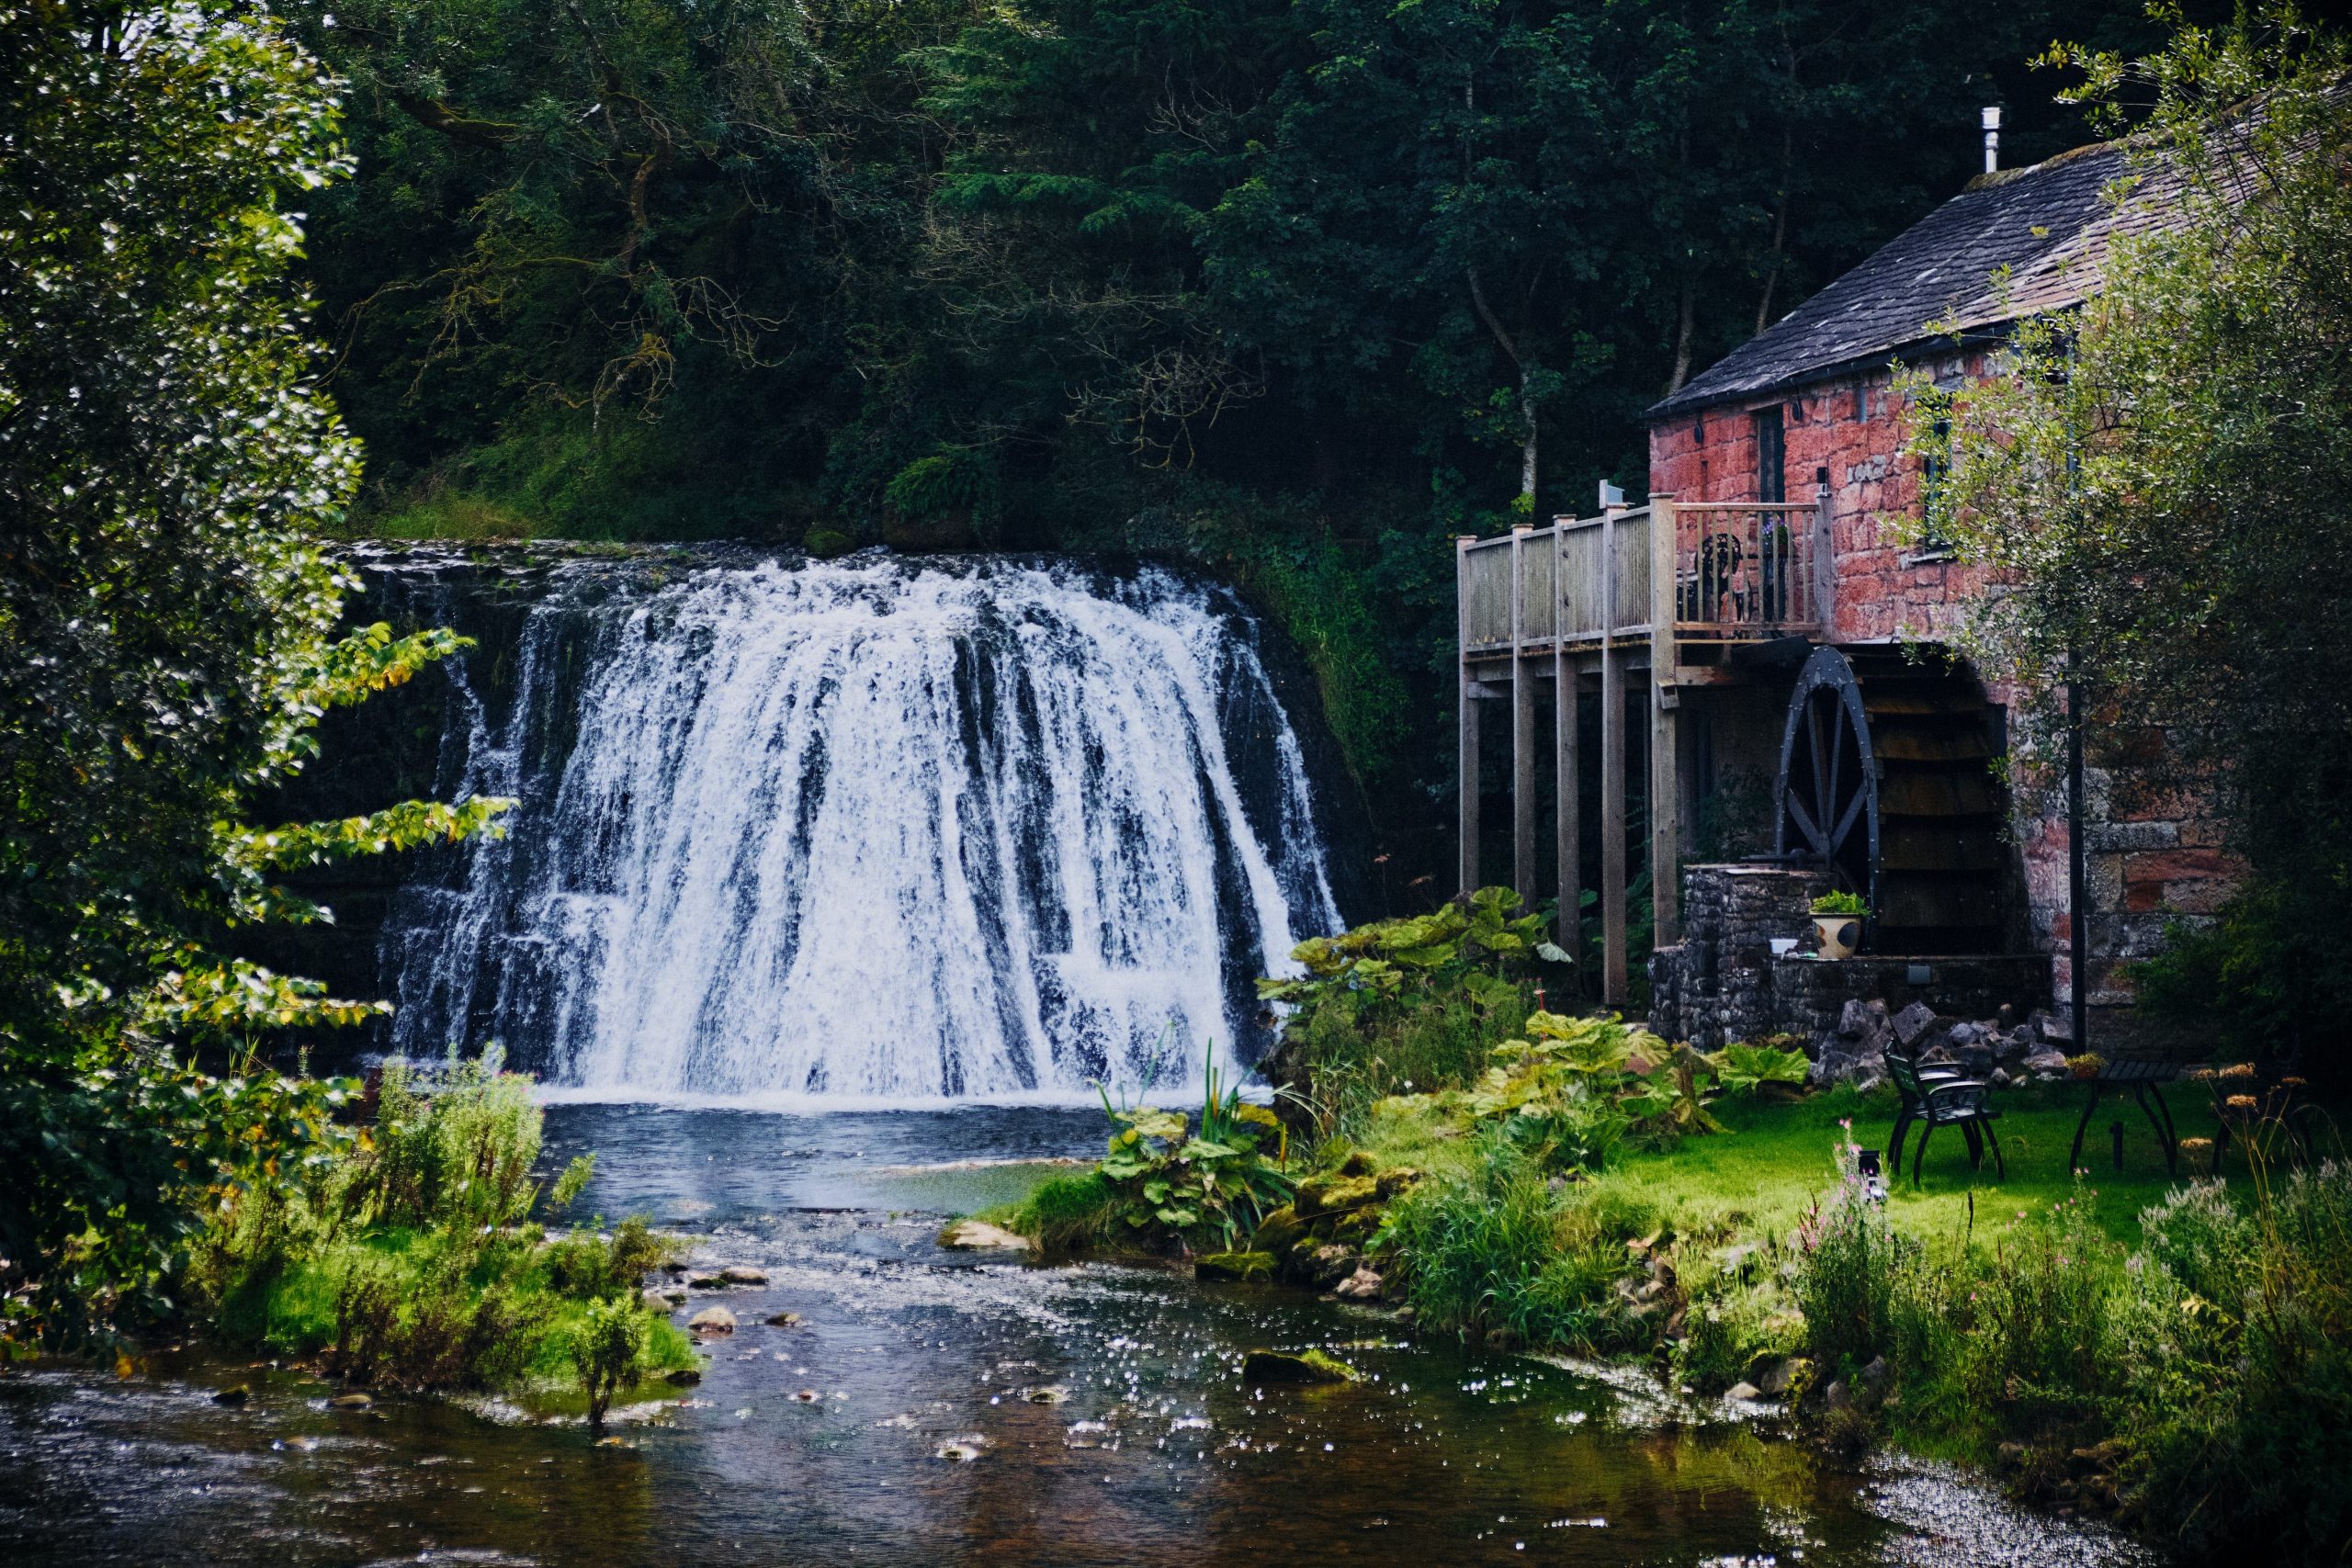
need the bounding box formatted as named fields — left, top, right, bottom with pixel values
left=1647, top=362, right=2243, bottom=1010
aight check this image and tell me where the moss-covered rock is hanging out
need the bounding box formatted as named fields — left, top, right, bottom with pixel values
left=1195, top=1251, right=1277, bottom=1283
left=1241, top=1348, right=1359, bottom=1384
left=1293, top=1173, right=1380, bottom=1221
left=1250, top=1205, right=1307, bottom=1259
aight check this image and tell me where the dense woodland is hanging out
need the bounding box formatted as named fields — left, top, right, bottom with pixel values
left=288, top=0, right=2225, bottom=840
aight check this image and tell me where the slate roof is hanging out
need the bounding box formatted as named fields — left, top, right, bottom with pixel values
left=1650, top=139, right=2176, bottom=419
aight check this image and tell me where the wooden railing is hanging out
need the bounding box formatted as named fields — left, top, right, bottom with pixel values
left=1459, top=494, right=1826, bottom=655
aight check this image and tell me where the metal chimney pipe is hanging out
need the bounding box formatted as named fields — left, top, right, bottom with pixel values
left=1982, top=106, right=2002, bottom=175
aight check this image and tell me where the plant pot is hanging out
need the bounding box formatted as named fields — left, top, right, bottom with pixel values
left=1812, top=913, right=1861, bottom=961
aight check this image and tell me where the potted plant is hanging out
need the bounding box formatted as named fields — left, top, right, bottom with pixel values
left=1809, top=889, right=1867, bottom=960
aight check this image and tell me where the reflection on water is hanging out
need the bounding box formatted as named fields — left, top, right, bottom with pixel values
left=0, top=1107, right=2152, bottom=1567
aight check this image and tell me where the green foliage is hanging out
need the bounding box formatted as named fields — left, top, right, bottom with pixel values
left=0, top=3, right=510, bottom=1347
left=1707, top=1042, right=1813, bottom=1099
left=1261, top=887, right=1552, bottom=1133
left=1096, top=1061, right=1294, bottom=1250
left=1790, top=1134, right=2352, bottom=1562
left=1913, top=7, right=2352, bottom=1077
left=2135, top=879, right=2352, bottom=1085
left=1004, top=1172, right=1119, bottom=1254
left=1810, top=890, right=1866, bottom=916
left=193, top=1052, right=685, bottom=1397
left=1378, top=1136, right=1656, bottom=1353
left=570, top=1294, right=650, bottom=1430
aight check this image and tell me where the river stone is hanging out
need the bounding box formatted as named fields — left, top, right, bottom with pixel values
left=1241, top=1348, right=1358, bottom=1385
left=327, top=1392, right=372, bottom=1410
left=764, top=1312, right=803, bottom=1327
left=720, top=1265, right=769, bottom=1286
left=1302, top=1243, right=1357, bottom=1290
left=1194, top=1251, right=1276, bottom=1283
left=687, top=1305, right=737, bottom=1333
left=1331, top=1266, right=1385, bottom=1301
left=640, top=1289, right=676, bottom=1312
left=1724, top=1382, right=1761, bottom=1402
left=934, top=1437, right=989, bottom=1461
left=687, top=1272, right=729, bottom=1290
left=936, top=1220, right=1030, bottom=1251
left=1755, top=1357, right=1804, bottom=1396
left=665, top=1368, right=703, bottom=1386
left=212, top=1385, right=250, bottom=1407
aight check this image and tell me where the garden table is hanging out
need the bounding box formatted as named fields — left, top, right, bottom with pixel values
left=2068, top=1057, right=2183, bottom=1177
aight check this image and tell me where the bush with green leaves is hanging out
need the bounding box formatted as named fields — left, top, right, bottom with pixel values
left=1259, top=886, right=1555, bottom=1134
left=0, top=3, right=508, bottom=1348
left=1374, top=1136, right=1656, bottom=1353
left=192, top=1050, right=687, bottom=1398
left=1096, top=1063, right=1295, bottom=1251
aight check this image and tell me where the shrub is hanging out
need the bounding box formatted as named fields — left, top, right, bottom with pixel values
left=191, top=1052, right=684, bottom=1400
left=1007, top=1173, right=1118, bottom=1254
left=570, top=1295, right=650, bottom=1431
left=1096, top=1062, right=1294, bottom=1251
left=1379, top=1137, right=1654, bottom=1353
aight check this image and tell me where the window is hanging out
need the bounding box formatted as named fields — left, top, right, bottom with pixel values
left=1916, top=417, right=1954, bottom=557
left=1752, top=407, right=1785, bottom=503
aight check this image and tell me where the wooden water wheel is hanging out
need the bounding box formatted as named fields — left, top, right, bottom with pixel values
left=1775, top=647, right=1879, bottom=914
left=1774, top=646, right=2009, bottom=953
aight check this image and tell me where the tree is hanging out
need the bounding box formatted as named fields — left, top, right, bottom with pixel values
left=0, top=0, right=504, bottom=1344
left=1916, top=4, right=2352, bottom=1068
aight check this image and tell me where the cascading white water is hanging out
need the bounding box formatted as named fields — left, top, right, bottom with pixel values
left=379, top=554, right=1340, bottom=1102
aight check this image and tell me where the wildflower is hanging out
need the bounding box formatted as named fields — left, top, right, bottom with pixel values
left=2225, top=1094, right=2259, bottom=1111
left=2220, top=1062, right=2257, bottom=1081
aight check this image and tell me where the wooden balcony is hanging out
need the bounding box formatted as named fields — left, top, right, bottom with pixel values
left=1454, top=491, right=1833, bottom=1007
left=1459, top=497, right=1826, bottom=658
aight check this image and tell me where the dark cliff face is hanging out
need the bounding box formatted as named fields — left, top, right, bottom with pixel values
left=255, top=543, right=1372, bottom=1077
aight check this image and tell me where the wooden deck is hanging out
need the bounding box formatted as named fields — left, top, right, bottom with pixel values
left=1457, top=490, right=1832, bottom=1002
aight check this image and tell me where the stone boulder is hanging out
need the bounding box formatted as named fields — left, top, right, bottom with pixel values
left=1241, top=1348, right=1358, bottom=1385
left=686, top=1305, right=737, bottom=1334
left=936, top=1220, right=1030, bottom=1252
left=2023, top=1047, right=2071, bottom=1081
left=1892, top=1001, right=1939, bottom=1047
left=1194, top=1251, right=1276, bottom=1283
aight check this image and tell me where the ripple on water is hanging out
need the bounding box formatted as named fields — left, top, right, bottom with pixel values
left=0, top=1107, right=2161, bottom=1567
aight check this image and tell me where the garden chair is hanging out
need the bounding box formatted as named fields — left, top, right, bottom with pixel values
left=1885, top=1041, right=2005, bottom=1184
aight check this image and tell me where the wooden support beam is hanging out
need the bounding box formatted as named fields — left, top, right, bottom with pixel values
left=1510, top=525, right=1537, bottom=904
left=1456, top=535, right=1480, bottom=896
left=1649, top=494, right=1682, bottom=952
left=1812, top=468, right=1836, bottom=636
left=1554, top=525, right=1580, bottom=980
left=1600, top=505, right=1627, bottom=1005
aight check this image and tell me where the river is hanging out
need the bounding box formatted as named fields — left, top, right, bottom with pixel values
left=0, top=1102, right=2152, bottom=1568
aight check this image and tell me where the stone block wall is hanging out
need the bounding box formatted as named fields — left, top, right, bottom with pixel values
left=1649, top=863, right=1825, bottom=1049
left=1651, top=859, right=2054, bottom=1064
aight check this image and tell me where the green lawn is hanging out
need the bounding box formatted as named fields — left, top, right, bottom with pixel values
left=1361, top=1076, right=2313, bottom=1251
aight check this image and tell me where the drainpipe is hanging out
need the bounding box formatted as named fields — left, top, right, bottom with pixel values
left=2068, top=672, right=2089, bottom=1063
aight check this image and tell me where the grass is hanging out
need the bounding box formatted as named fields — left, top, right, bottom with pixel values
left=1356, top=1076, right=2267, bottom=1253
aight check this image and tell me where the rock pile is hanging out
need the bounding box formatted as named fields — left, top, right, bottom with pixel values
left=1807, top=998, right=2075, bottom=1089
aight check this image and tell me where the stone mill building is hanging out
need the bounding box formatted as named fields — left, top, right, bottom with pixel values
left=1453, top=130, right=2233, bottom=1066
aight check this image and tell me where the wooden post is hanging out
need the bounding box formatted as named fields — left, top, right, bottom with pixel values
left=1554, top=525, right=1579, bottom=977
left=1510, top=524, right=1537, bottom=905
left=1600, top=505, right=1626, bottom=1005
left=1649, top=494, right=1681, bottom=952
left=1812, top=467, right=1835, bottom=634
left=1456, top=535, right=1480, bottom=896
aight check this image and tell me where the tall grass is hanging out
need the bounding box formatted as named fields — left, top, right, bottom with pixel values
left=190, top=1050, right=692, bottom=1400
left=1380, top=1136, right=1654, bottom=1352
left=1792, top=1152, right=2352, bottom=1563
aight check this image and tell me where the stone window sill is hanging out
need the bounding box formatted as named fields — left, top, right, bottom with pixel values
left=1901, top=547, right=1958, bottom=567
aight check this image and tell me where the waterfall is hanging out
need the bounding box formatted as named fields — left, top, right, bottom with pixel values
left=375, top=553, right=1341, bottom=1103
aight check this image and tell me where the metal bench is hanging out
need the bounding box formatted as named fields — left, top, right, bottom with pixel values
left=1886, top=1041, right=2005, bottom=1184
